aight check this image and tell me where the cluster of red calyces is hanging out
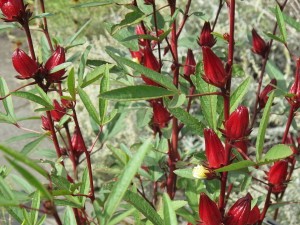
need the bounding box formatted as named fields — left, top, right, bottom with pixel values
left=12, top=46, right=66, bottom=84
left=199, top=193, right=260, bottom=225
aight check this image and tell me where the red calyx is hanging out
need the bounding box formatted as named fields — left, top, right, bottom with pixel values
left=45, top=46, right=66, bottom=83
left=41, top=116, right=50, bottom=131
left=12, top=48, right=38, bottom=79
left=287, top=58, right=300, bottom=109
left=202, top=46, right=228, bottom=88
left=224, top=106, right=250, bottom=140
left=141, top=47, right=161, bottom=86
left=259, top=79, right=277, bottom=109
left=50, top=100, right=66, bottom=122
left=267, top=160, right=288, bottom=193
left=251, top=28, right=268, bottom=58
left=198, top=21, right=216, bottom=48
left=247, top=205, right=261, bottom=225
left=183, top=49, right=196, bottom=77
left=0, top=0, right=23, bottom=21
left=199, top=193, right=222, bottom=225
left=152, top=101, right=170, bottom=128
left=225, top=193, right=252, bottom=225
left=71, top=129, right=85, bottom=159
left=204, top=128, right=226, bottom=169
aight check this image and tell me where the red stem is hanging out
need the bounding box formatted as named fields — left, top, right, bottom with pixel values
left=46, top=111, right=62, bottom=158
left=152, top=3, right=162, bottom=68
left=39, top=0, right=54, bottom=51
left=0, top=81, right=36, bottom=100
left=258, top=186, right=273, bottom=225
left=176, top=0, right=192, bottom=38
left=22, top=22, right=36, bottom=61
left=212, top=0, right=224, bottom=31
left=72, top=108, right=95, bottom=201
left=282, top=106, right=295, bottom=143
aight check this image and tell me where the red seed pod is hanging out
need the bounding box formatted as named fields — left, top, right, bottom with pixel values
left=12, top=48, right=38, bottom=79
left=247, top=205, right=260, bottom=225
left=135, top=25, right=147, bottom=47
left=141, top=47, right=160, bottom=86
left=152, top=101, right=170, bottom=128
left=251, top=28, right=268, bottom=58
left=204, top=128, right=226, bottom=169
left=0, top=0, right=23, bottom=21
left=198, top=21, right=216, bottom=48
left=71, top=129, right=85, bottom=159
left=202, top=46, right=228, bottom=88
left=183, top=49, right=196, bottom=77
left=61, top=99, right=73, bottom=109
left=225, top=193, right=252, bottom=225
left=50, top=100, right=66, bottom=122
left=199, top=193, right=222, bottom=225
left=259, top=79, right=277, bottom=109
left=41, top=115, right=50, bottom=131
left=267, top=160, right=288, bottom=193
left=287, top=59, right=300, bottom=109
left=224, top=106, right=250, bottom=140
left=45, top=46, right=66, bottom=83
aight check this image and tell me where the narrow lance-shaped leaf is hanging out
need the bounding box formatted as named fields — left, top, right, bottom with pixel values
left=6, top=157, right=52, bottom=200
left=30, top=191, right=41, bottom=224
left=106, top=50, right=177, bottom=92
left=12, top=91, right=53, bottom=109
left=0, top=77, right=16, bottom=122
left=101, top=85, right=176, bottom=101
left=163, top=193, right=178, bottom=225
left=99, top=64, right=110, bottom=124
left=78, top=45, right=92, bottom=84
left=275, top=4, right=287, bottom=42
left=67, top=67, right=76, bottom=99
left=78, top=87, right=100, bottom=124
left=256, top=91, right=275, bottom=161
left=102, top=139, right=152, bottom=224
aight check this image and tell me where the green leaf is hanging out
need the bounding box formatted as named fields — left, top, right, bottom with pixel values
left=31, top=12, right=54, bottom=19
left=108, top=208, right=136, bottom=225
left=260, top=144, right=293, bottom=163
left=79, top=167, right=90, bottom=207
left=68, top=68, right=76, bottom=99
left=55, top=199, right=82, bottom=208
left=72, top=0, right=114, bottom=8
left=168, top=94, right=186, bottom=108
left=264, top=32, right=285, bottom=44
left=93, top=200, right=103, bottom=224
left=123, top=190, right=164, bottom=225
left=0, top=77, right=16, bottom=122
left=194, top=76, right=217, bottom=130
left=36, top=215, right=46, bottom=225
left=215, top=160, right=256, bottom=172
left=12, top=91, right=53, bottom=108
left=81, top=65, right=110, bottom=88
left=49, top=62, right=72, bottom=74
left=21, top=134, right=47, bottom=155
left=163, top=193, right=178, bottom=225
left=275, top=4, right=287, bottom=42
left=36, top=86, right=53, bottom=107
left=102, top=139, right=152, bottom=224
left=6, top=157, right=52, bottom=200
left=65, top=20, right=91, bottom=46
left=99, top=64, right=110, bottom=124
left=78, top=45, right=92, bottom=84
left=168, top=107, right=204, bottom=135
left=282, top=11, right=300, bottom=32
left=63, top=207, right=76, bottom=225
left=107, top=145, right=129, bottom=166
left=256, top=91, right=275, bottom=161
left=174, top=168, right=194, bottom=179
left=107, top=50, right=177, bottom=91
left=0, top=145, right=48, bottom=177
left=101, top=85, right=176, bottom=101
left=78, top=87, right=100, bottom=124
left=30, top=191, right=40, bottom=225
left=0, top=197, right=19, bottom=206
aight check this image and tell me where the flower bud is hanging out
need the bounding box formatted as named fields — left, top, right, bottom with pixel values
left=251, top=28, right=268, bottom=58
left=287, top=59, right=300, bottom=109
left=225, top=193, right=251, bottom=225
left=247, top=205, right=260, bottom=225
left=204, top=128, right=225, bottom=168
left=152, top=101, right=170, bottom=128
left=259, top=79, right=277, bottom=109
left=45, top=46, right=66, bottom=83
left=199, top=193, right=222, bottom=225
left=71, top=129, right=85, bottom=159
left=198, top=21, right=216, bottom=48
left=141, top=47, right=160, bottom=86
left=202, top=46, right=228, bottom=88
left=224, top=106, right=250, bottom=140
left=183, top=49, right=196, bottom=77
left=12, top=48, right=38, bottom=79
left=267, top=160, right=288, bottom=193
left=50, top=100, right=66, bottom=122
left=41, top=116, right=50, bottom=131
left=135, top=25, right=147, bottom=47
left=0, top=0, right=23, bottom=21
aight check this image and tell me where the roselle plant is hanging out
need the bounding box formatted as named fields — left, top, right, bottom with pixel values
left=0, top=0, right=299, bottom=224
